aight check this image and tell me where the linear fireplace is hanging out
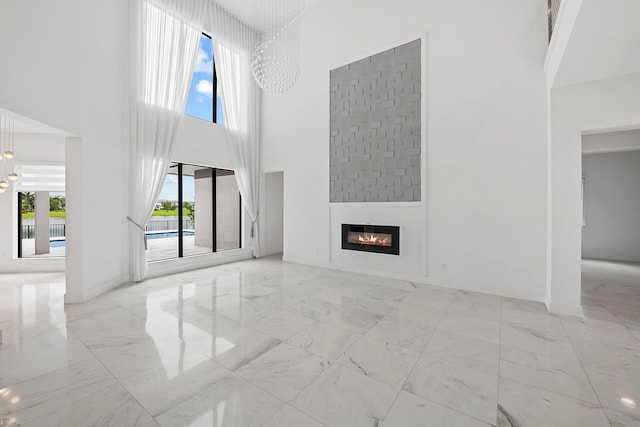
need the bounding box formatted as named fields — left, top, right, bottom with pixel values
left=342, top=224, right=400, bottom=255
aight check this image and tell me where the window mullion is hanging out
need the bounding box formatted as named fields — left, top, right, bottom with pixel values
left=212, top=168, right=217, bottom=252
left=213, top=65, right=218, bottom=124
left=178, top=163, right=184, bottom=258
left=17, top=192, right=22, bottom=258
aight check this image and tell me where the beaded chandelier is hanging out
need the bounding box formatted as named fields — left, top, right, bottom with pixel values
left=251, top=0, right=306, bottom=93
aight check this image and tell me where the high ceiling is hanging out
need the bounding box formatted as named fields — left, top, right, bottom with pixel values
left=214, top=0, right=258, bottom=29
left=213, top=0, right=320, bottom=30
left=554, top=0, right=640, bottom=87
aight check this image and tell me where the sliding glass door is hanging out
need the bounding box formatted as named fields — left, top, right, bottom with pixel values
left=147, top=163, right=241, bottom=262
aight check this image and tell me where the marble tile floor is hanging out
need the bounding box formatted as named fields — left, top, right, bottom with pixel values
left=0, top=257, right=639, bottom=426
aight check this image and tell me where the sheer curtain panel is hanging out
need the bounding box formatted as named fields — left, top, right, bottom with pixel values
left=209, top=4, right=262, bottom=257
left=129, top=0, right=206, bottom=281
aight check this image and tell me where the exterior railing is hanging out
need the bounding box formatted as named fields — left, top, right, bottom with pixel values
left=145, top=219, right=194, bottom=232
left=21, top=224, right=66, bottom=239
left=20, top=220, right=194, bottom=240
left=22, top=225, right=33, bottom=239
left=548, top=0, right=562, bottom=42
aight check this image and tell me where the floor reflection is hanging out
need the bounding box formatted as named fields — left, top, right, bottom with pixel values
left=0, top=257, right=639, bottom=426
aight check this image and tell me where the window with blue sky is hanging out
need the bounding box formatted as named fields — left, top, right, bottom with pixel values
left=158, top=171, right=193, bottom=202
left=185, top=34, right=225, bottom=125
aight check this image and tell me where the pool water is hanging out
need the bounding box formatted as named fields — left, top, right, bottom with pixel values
left=48, top=231, right=195, bottom=248
left=146, top=231, right=194, bottom=240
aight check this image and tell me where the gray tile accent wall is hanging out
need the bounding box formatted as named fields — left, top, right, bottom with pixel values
left=330, top=39, right=421, bottom=203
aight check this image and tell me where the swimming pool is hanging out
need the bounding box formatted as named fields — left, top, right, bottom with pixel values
left=48, top=231, right=195, bottom=248
left=146, top=231, right=194, bottom=240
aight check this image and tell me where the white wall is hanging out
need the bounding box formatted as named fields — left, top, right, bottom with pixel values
left=173, top=116, right=234, bottom=169
left=13, top=134, right=66, bottom=163
left=0, top=0, right=130, bottom=301
left=582, top=150, right=640, bottom=263
left=262, top=0, right=549, bottom=301
left=549, top=73, right=640, bottom=314
left=0, top=133, right=65, bottom=272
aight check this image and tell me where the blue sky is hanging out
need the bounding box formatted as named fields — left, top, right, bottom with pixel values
left=158, top=174, right=194, bottom=203
left=184, top=35, right=225, bottom=125
left=159, top=35, right=225, bottom=203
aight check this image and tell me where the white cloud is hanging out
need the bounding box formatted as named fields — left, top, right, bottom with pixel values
left=194, top=48, right=214, bottom=74
left=196, top=79, right=214, bottom=98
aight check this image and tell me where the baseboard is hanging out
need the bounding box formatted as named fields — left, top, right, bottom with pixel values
left=282, top=255, right=331, bottom=270
left=64, top=291, right=84, bottom=304
left=545, top=292, right=551, bottom=311
left=425, top=278, right=545, bottom=304
left=283, top=256, right=430, bottom=287
left=68, top=275, right=125, bottom=303
left=545, top=293, right=583, bottom=317
left=283, top=256, right=545, bottom=304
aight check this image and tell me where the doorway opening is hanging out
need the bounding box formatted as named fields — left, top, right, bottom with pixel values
left=0, top=108, right=74, bottom=293
left=580, top=129, right=640, bottom=323
left=263, top=171, right=284, bottom=257
left=16, top=165, right=66, bottom=259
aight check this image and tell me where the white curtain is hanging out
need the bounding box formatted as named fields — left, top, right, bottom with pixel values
left=129, top=0, right=206, bottom=282
left=209, top=5, right=262, bottom=257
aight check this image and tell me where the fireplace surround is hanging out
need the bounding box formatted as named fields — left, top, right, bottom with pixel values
left=341, top=224, right=400, bottom=255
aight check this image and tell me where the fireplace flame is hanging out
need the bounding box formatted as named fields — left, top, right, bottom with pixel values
left=355, top=233, right=391, bottom=246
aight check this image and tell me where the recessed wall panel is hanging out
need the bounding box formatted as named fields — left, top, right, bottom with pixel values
left=330, top=39, right=421, bottom=203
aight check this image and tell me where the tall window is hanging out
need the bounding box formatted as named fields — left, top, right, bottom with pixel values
left=147, top=163, right=241, bottom=262
left=185, top=33, right=225, bottom=125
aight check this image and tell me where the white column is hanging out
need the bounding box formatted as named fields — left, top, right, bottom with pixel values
left=65, top=136, right=84, bottom=303
left=194, top=169, right=213, bottom=248
left=35, top=191, right=50, bottom=255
